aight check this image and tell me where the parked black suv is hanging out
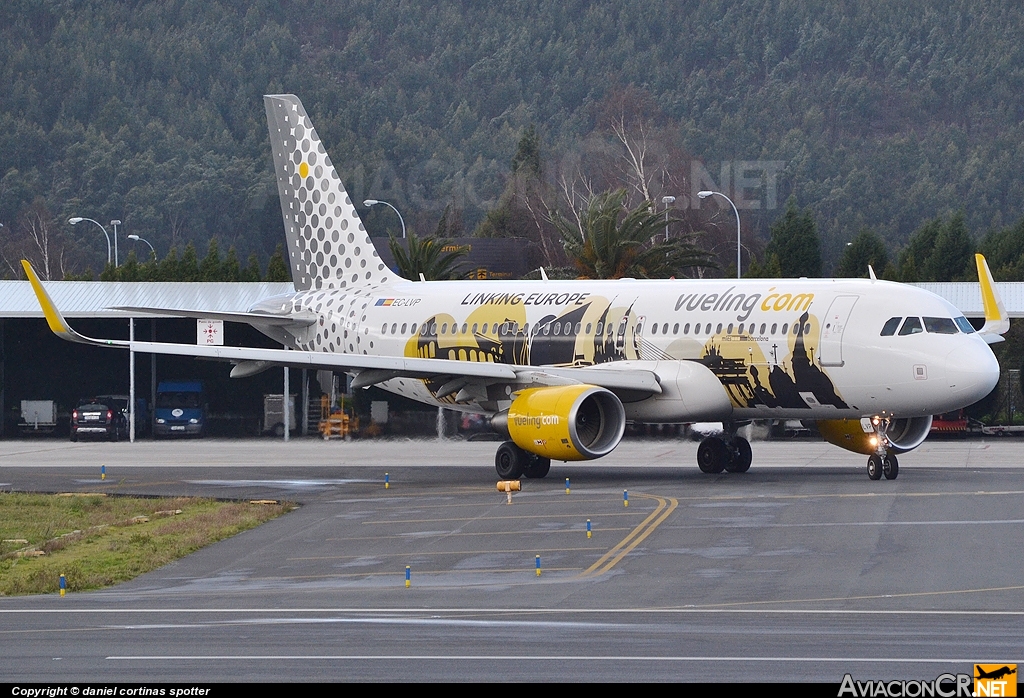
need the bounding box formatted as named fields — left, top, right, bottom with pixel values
left=71, top=397, right=129, bottom=442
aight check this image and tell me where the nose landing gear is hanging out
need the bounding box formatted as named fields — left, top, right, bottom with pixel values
left=865, top=417, right=900, bottom=481
left=868, top=453, right=899, bottom=480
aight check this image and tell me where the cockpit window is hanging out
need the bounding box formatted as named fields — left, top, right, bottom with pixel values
left=898, top=317, right=923, bottom=335
left=880, top=317, right=901, bottom=336
left=954, top=316, right=976, bottom=333
left=923, top=317, right=958, bottom=334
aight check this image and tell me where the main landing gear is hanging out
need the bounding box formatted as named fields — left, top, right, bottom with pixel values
left=866, top=453, right=899, bottom=480
left=696, top=434, right=752, bottom=474
left=495, top=441, right=551, bottom=479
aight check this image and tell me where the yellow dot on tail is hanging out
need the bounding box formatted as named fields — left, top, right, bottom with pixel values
left=299, top=162, right=309, bottom=178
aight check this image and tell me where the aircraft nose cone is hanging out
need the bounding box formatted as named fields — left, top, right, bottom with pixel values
left=946, top=340, right=1000, bottom=405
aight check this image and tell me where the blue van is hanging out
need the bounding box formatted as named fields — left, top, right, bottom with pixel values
left=154, top=380, right=207, bottom=437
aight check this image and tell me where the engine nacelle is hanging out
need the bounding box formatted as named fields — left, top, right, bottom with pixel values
left=817, top=416, right=934, bottom=456
left=492, top=385, right=625, bottom=461
left=884, top=416, right=934, bottom=453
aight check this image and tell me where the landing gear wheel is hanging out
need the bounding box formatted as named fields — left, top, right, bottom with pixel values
left=725, top=437, right=752, bottom=473
left=697, top=437, right=728, bottom=474
left=523, top=456, right=551, bottom=479
left=882, top=454, right=899, bottom=480
left=495, top=441, right=527, bottom=479
left=867, top=455, right=883, bottom=480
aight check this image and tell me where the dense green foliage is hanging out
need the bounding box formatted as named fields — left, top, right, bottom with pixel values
left=756, top=198, right=822, bottom=278
left=837, top=229, right=890, bottom=278
left=3, top=1, right=1024, bottom=277
left=893, top=213, right=975, bottom=282
left=552, top=190, right=715, bottom=279
left=387, top=231, right=469, bottom=281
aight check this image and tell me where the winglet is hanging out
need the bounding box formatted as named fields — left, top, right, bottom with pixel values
left=21, top=260, right=125, bottom=347
left=975, top=253, right=1009, bottom=342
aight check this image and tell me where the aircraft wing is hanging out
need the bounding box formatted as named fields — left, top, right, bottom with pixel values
left=22, top=261, right=661, bottom=398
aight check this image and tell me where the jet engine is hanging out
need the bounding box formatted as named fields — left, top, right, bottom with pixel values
left=817, top=416, right=934, bottom=456
left=491, top=385, right=626, bottom=461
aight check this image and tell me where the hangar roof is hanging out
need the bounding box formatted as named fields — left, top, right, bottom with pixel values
left=0, top=280, right=295, bottom=318
left=914, top=282, right=1024, bottom=317
left=1, top=280, right=1023, bottom=318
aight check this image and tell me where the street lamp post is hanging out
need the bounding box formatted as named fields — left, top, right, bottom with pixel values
left=363, top=199, right=406, bottom=239
left=68, top=217, right=112, bottom=266
left=110, top=220, right=121, bottom=266
left=128, top=234, right=155, bottom=256
left=661, top=195, right=675, bottom=242
left=698, top=191, right=742, bottom=279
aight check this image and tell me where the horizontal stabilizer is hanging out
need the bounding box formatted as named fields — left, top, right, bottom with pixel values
left=111, top=306, right=317, bottom=327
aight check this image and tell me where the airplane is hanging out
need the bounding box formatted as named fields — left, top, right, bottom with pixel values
left=975, top=666, right=1016, bottom=681
left=22, top=94, right=1008, bottom=481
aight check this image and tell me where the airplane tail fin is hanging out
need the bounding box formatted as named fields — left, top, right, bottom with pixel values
left=975, top=253, right=1009, bottom=343
left=264, top=94, right=394, bottom=291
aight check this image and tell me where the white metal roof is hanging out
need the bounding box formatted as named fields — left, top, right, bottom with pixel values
left=913, top=282, right=1024, bottom=318
left=0, top=280, right=295, bottom=318
left=1, top=280, right=1022, bottom=318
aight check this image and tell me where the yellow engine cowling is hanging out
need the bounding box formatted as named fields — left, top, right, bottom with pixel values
left=818, top=416, right=933, bottom=455
left=493, top=385, right=626, bottom=461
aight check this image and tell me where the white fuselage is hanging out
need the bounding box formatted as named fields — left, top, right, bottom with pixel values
left=259, top=276, right=999, bottom=423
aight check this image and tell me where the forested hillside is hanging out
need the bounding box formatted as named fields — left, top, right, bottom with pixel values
left=2, top=0, right=1023, bottom=277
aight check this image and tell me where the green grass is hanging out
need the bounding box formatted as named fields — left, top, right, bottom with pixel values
left=0, top=492, right=292, bottom=595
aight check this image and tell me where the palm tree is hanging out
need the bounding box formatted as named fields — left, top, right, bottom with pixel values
left=388, top=231, right=469, bottom=280
left=551, top=190, right=715, bottom=279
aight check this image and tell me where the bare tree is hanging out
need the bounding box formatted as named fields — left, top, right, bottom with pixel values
left=0, top=199, right=73, bottom=280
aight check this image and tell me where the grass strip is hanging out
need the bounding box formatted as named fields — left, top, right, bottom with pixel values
left=0, top=492, right=293, bottom=595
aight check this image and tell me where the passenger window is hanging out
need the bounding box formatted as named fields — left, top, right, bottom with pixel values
left=392, top=323, right=398, bottom=334
left=716, top=323, right=723, bottom=334
left=880, top=317, right=901, bottom=336
left=673, top=323, right=679, bottom=334
left=410, top=323, right=417, bottom=334
left=898, top=317, right=923, bottom=335
left=924, top=317, right=957, bottom=334
left=586, top=323, right=592, bottom=334
left=461, top=323, right=468, bottom=334
left=954, top=316, right=976, bottom=333
left=771, top=323, right=777, bottom=334
left=727, top=323, right=734, bottom=334
left=651, top=324, right=658, bottom=335
left=683, top=323, right=690, bottom=334
left=781, top=323, right=788, bottom=335
left=472, top=323, right=478, bottom=333
left=596, top=322, right=604, bottom=335
left=759, top=323, right=766, bottom=334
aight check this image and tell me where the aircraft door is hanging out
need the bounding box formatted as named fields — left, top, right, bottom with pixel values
left=819, top=295, right=859, bottom=367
